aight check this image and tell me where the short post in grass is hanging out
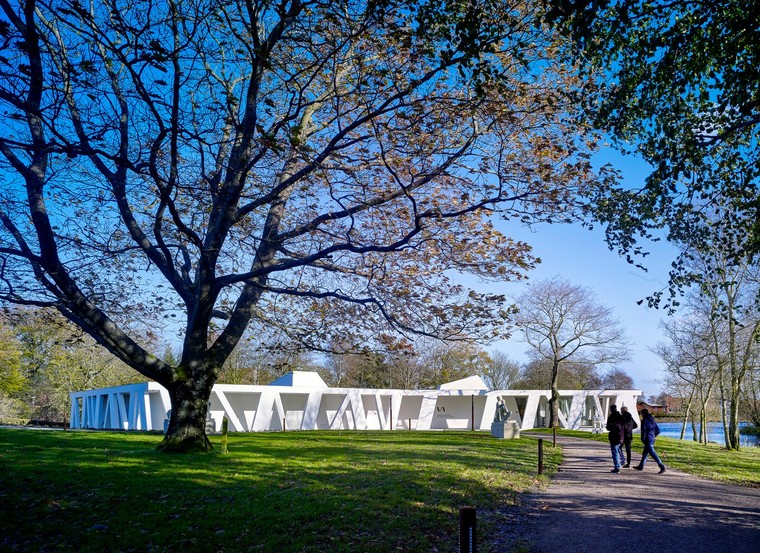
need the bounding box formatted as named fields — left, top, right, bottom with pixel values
left=553, top=426, right=556, bottom=447
left=538, top=438, right=544, bottom=475
left=389, top=396, right=393, bottom=430
left=459, top=506, right=476, bottom=553
left=470, top=395, right=474, bottom=431
left=221, top=416, right=229, bottom=454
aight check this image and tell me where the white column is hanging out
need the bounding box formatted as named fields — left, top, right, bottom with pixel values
left=213, top=389, right=244, bottom=432
left=69, top=395, right=81, bottom=429
left=416, top=394, right=438, bottom=430
left=297, top=391, right=317, bottom=430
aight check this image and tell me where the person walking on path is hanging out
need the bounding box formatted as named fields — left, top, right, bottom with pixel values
left=634, top=408, right=666, bottom=473
left=620, top=405, right=638, bottom=468
left=605, top=404, right=625, bottom=473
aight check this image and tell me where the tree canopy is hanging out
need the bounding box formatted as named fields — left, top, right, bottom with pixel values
left=542, top=0, right=760, bottom=445
left=0, top=0, right=602, bottom=450
left=544, top=0, right=760, bottom=285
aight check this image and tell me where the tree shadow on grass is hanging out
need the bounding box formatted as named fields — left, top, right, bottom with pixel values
left=0, top=429, right=557, bottom=553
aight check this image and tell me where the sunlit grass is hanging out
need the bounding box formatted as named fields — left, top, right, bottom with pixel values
left=530, top=428, right=760, bottom=487
left=0, top=429, right=560, bottom=552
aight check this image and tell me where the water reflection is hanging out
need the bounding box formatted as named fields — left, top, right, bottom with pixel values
left=656, top=421, right=759, bottom=447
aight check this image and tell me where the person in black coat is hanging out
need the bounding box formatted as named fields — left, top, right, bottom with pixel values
left=620, top=405, right=638, bottom=468
left=605, top=404, right=626, bottom=473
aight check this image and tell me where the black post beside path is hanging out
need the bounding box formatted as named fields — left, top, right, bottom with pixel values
left=553, top=426, right=556, bottom=447
left=459, top=506, right=477, bottom=553
left=538, top=438, right=544, bottom=475
left=471, top=395, right=475, bottom=431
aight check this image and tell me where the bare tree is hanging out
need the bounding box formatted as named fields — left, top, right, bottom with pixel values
left=516, top=356, right=604, bottom=389
left=689, top=261, right=760, bottom=450
left=417, top=341, right=489, bottom=389
left=654, top=314, right=719, bottom=444
left=515, top=277, right=630, bottom=427
left=0, top=0, right=602, bottom=451
left=742, top=358, right=760, bottom=430
left=219, top=341, right=319, bottom=385
left=381, top=336, right=424, bottom=390
left=600, top=368, right=635, bottom=390
left=482, top=350, right=521, bottom=390
left=325, top=348, right=387, bottom=389
left=666, top=200, right=760, bottom=450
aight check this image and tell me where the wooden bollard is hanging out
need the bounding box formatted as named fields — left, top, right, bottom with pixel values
left=553, top=427, right=557, bottom=447
left=459, top=506, right=477, bottom=553
left=538, top=438, right=544, bottom=475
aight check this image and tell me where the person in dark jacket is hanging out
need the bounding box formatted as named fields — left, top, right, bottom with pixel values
left=620, top=406, right=638, bottom=468
left=634, top=408, right=666, bottom=473
left=605, top=404, right=626, bottom=473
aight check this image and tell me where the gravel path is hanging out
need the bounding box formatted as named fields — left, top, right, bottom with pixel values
left=498, top=435, right=760, bottom=553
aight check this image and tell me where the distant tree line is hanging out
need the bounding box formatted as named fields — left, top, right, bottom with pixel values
left=1, top=304, right=635, bottom=425
left=0, top=307, right=137, bottom=424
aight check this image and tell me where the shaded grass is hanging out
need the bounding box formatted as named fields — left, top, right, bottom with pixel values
left=0, top=429, right=561, bottom=552
left=530, top=428, right=760, bottom=487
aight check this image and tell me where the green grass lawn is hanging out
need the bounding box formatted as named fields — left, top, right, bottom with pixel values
left=531, top=428, right=760, bottom=487
left=649, top=435, right=760, bottom=486
left=3, top=427, right=757, bottom=553
left=0, top=429, right=561, bottom=553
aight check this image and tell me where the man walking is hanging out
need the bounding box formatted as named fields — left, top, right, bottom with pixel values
left=620, top=405, right=638, bottom=468
left=605, top=404, right=625, bottom=473
left=634, top=408, right=666, bottom=473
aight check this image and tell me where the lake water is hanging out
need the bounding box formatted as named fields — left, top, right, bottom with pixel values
left=656, top=421, right=760, bottom=447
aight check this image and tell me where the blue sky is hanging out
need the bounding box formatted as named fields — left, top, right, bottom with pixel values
left=484, top=150, right=677, bottom=398
left=488, top=219, right=674, bottom=398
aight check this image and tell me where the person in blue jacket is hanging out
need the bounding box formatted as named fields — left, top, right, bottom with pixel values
left=634, top=408, right=666, bottom=473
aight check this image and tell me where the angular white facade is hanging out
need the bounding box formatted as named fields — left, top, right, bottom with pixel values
left=69, top=372, right=641, bottom=433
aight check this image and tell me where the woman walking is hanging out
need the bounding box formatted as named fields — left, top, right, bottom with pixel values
left=634, top=408, right=666, bottom=473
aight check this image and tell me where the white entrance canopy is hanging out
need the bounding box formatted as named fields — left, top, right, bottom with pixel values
left=69, top=372, right=641, bottom=433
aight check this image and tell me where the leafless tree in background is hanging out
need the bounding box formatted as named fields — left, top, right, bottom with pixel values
left=515, top=277, right=630, bottom=427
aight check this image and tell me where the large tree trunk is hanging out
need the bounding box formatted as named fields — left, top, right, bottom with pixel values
left=728, top=378, right=742, bottom=450
left=699, top=407, right=708, bottom=444
left=158, top=376, right=215, bottom=453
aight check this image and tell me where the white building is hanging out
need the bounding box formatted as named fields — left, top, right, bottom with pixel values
left=69, top=371, right=641, bottom=433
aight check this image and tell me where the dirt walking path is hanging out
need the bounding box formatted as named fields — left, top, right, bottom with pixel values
left=498, top=435, right=760, bottom=553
